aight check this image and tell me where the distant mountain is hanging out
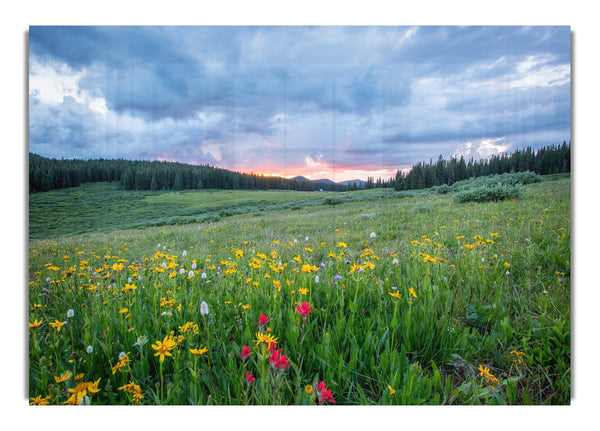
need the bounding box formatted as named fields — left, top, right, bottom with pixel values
left=291, top=176, right=365, bottom=186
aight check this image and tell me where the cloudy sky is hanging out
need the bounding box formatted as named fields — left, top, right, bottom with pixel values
left=28, top=26, right=571, bottom=182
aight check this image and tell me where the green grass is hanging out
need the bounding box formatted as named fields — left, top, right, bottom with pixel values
left=28, top=177, right=570, bottom=405
left=29, top=182, right=399, bottom=239
left=29, top=183, right=336, bottom=238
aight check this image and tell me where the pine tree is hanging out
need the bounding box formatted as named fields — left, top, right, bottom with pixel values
left=150, top=172, right=158, bottom=191
left=173, top=173, right=183, bottom=191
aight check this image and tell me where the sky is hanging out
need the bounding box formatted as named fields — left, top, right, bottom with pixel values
left=28, top=26, right=571, bottom=182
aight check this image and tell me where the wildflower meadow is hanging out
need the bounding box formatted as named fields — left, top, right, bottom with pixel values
left=28, top=176, right=570, bottom=405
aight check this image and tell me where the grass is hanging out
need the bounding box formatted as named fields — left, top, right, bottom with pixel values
left=29, top=182, right=395, bottom=238
left=28, top=177, right=570, bottom=405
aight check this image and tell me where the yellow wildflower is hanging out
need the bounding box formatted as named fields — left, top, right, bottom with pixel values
left=29, top=394, right=52, bottom=405
left=151, top=336, right=177, bottom=362
left=64, top=378, right=101, bottom=405
left=54, top=370, right=73, bottom=383
left=254, top=331, right=278, bottom=347
left=29, top=318, right=42, bottom=329
left=49, top=320, right=66, bottom=332
left=190, top=346, right=209, bottom=355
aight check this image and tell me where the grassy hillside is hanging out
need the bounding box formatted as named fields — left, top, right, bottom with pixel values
left=28, top=177, right=570, bottom=405
left=29, top=182, right=359, bottom=238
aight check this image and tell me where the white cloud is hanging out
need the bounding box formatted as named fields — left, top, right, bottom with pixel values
left=454, top=138, right=510, bottom=160
left=29, top=58, right=108, bottom=114
left=509, top=55, right=570, bottom=88
left=305, top=153, right=324, bottom=168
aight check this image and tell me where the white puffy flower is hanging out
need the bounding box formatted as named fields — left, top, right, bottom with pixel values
left=200, top=301, right=209, bottom=316
left=392, top=258, right=399, bottom=265
left=66, top=309, right=74, bottom=318
left=315, top=275, right=320, bottom=283
left=86, top=345, right=94, bottom=354
left=179, top=268, right=186, bottom=275
left=188, top=270, right=195, bottom=278
left=191, top=262, right=197, bottom=270
left=182, top=250, right=187, bottom=257
left=78, top=395, right=90, bottom=406
left=201, top=272, right=207, bottom=279
left=370, top=232, right=376, bottom=238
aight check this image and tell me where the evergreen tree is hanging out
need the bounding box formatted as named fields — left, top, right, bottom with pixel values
left=150, top=172, right=158, bottom=191
left=173, top=173, right=183, bottom=191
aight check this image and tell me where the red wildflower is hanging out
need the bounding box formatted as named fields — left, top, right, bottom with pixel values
left=269, top=348, right=291, bottom=371
left=266, top=340, right=278, bottom=353
left=257, top=313, right=271, bottom=327
left=315, top=381, right=336, bottom=404
left=296, top=301, right=313, bottom=322
left=244, top=370, right=255, bottom=384
left=240, top=345, right=252, bottom=361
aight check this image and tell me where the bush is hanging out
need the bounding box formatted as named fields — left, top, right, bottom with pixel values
left=436, top=184, right=450, bottom=194
left=453, top=184, right=524, bottom=203
left=451, top=172, right=540, bottom=193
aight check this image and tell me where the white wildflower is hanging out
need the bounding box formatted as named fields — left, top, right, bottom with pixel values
left=200, top=301, right=209, bottom=316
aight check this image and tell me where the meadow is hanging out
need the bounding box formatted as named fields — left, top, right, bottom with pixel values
left=28, top=175, right=570, bottom=405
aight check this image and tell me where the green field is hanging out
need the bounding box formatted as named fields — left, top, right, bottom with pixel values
left=29, top=182, right=393, bottom=238
left=28, top=176, right=570, bottom=405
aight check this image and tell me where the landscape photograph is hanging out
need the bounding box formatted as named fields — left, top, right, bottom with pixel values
left=27, top=24, right=571, bottom=409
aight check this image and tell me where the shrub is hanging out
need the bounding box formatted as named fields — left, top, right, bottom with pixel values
left=453, top=184, right=524, bottom=203
left=436, top=184, right=450, bottom=194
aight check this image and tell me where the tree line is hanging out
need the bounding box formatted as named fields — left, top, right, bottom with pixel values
left=28, top=154, right=355, bottom=193
left=394, top=141, right=570, bottom=191
left=29, top=141, right=569, bottom=194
